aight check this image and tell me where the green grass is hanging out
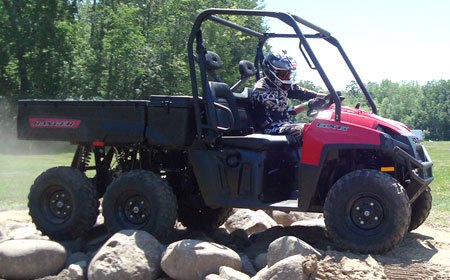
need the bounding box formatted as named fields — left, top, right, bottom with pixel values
left=423, top=141, right=450, bottom=227
left=0, top=152, right=74, bottom=210
left=0, top=142, right=449, bottom=227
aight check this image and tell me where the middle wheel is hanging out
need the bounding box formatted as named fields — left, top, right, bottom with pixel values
left=102, top=170, right=177, bottom=240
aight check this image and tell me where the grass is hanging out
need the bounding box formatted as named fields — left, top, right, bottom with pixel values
left=0, top=152, right=74, bottom=210
left=423, top=141, right=450, bottom=227
left=0, top=142, right=449, bottom=227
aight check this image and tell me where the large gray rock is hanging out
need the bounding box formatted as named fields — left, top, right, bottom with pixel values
left=161, top=239, right=242, bottom=280
left=88, top=230, right=164, bottom=280
left=225, top=209, right=277, bottom=236
left=0, top=239, right=67, bottom=279
left=267, top=236, right=322, bottom=267
left=251, top=255, right=308, bottom=280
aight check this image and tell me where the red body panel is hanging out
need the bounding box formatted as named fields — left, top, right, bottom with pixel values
left=301, top=105, right=411, bottom=166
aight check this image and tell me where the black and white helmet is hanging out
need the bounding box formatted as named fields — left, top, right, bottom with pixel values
left=263, top=52, right=296, bottom=90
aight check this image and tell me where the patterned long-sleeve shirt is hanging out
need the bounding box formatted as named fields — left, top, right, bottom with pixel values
left=251, top=77, right=317, bottom=130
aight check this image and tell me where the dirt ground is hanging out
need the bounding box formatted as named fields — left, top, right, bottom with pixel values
left=1, top=210, right=449, bottom=279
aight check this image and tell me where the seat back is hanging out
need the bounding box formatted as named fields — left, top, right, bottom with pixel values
left=209, top=82, right=254, bottom=135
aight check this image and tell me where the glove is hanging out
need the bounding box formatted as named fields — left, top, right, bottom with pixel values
left=307, top=97, right=326, bottom=110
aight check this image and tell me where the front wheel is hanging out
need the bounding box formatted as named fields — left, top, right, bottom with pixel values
left=102, top=170, right=177, bottom=240
left=324, top=169, right=411, bottom=254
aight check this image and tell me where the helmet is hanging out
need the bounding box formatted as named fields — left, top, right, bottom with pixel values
left=263, top=52, right=295, bottom=90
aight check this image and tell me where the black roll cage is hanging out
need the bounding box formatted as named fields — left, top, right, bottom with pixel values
left=188, top=9, right=377, bottom=140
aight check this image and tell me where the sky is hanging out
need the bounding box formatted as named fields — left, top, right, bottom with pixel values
left=262, top=0, right=450, bottom=90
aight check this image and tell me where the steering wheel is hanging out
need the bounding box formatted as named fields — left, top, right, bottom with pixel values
left=306, top=93, right=345, bottom=117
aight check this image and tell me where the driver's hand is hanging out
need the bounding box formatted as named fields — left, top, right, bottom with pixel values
left=307, top=97, right=326, bottom=110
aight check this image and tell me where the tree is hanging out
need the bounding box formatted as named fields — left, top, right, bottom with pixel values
left=420, top=80, right=450, bottom=140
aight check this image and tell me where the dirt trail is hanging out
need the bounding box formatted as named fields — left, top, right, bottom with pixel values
left=1, top=210, right=450, bottom=279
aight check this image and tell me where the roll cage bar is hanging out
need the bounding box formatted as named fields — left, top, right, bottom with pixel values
left=188, top=9, right=377, bottom=140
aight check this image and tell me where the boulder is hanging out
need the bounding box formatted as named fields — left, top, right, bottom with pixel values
left=0, top=239, right=66, bottom=279
left=225, top=209, right=277, bottom=236
left=219, top=266, right=250, bottom=280
left=88, top=230, right=164, bottom=280
left=161, top=239, right=241, bottom=280
left=251, top=255, right=308, bottom=280
left=267, top=236, right=322, bottom=267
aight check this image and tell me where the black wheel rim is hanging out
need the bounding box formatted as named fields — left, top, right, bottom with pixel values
left=349, top=195, right=384, bottom=230
left=117, top=191, right=151, bottom=228
left=41, top=185, right=73, bottom=224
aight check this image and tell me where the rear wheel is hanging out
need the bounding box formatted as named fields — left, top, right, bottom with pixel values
left=409, top=187, right=432, bottom=231
left=324, top=169, right=411, bottom=254
left=28, top=166, right=99, bottom=240
left=102, top=170, right=177, bottom=240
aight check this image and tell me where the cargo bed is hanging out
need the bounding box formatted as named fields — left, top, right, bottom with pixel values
left=17, top=96, right=195, bottom=147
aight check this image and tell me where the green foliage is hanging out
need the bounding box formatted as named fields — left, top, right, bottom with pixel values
left=0, top=1, right=449, bottom=139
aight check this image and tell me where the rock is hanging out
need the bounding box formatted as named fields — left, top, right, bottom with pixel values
left=219, top=266, right=250, bottom=280
left=88, top=230, right=164, bottom=280
left=8, top=223, right=43, bottom=240
left=269, top=210, right=297, bottom=226
left=267, top=211, right=323, bottom=226
left=251, top=255, right=308, bottom=280
left=267, top=236, right=322, bottom=267
left=225, top=209, right=277, bottom=236
left=36, top=269, right=72, bottom=280
left=252, top=253, right=267, bottom=271
left=302, top=255, right=318, bottom=278
left=245, top=225, right=329, bottom=258
left=316, top=251, right=387, bottom=280
left=239, top=253, right=257, bottom=276
left=0, top=239, right=67, bottom=279
left=67, top=263, right=85, bottom=280
left=161, top=239, right=241, bottom=280
left=290, top=218, right=325, bottom=228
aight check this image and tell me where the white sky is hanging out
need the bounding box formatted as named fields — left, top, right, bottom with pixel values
left=263, top=0, right=450, bottom=90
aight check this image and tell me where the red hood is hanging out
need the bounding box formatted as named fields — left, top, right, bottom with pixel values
left=316, top=105, right=411, bottom=135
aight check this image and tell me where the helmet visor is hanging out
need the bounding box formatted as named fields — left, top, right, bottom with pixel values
left=274, top=69, right=292, bottom=81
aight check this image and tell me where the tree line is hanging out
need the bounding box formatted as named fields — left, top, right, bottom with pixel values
left=0, top=1, right=448, bottom=140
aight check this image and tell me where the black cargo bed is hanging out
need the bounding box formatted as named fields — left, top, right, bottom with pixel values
left=17, top=96, right=195, bottom=146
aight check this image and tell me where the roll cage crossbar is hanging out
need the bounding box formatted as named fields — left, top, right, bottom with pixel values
left=188, top=9, right=377, bottom=140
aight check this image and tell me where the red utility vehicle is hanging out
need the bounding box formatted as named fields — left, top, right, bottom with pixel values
left=17, top=9, right=433, bottom=253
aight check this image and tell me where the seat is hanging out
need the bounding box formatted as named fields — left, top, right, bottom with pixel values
left=209, top=81, right=250, bottom=134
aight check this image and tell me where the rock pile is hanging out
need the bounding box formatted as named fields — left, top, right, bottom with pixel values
left=0, top=209, right=388, bottom=280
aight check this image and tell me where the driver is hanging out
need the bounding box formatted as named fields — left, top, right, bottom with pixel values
left=251, top=51, right=327, bottom=142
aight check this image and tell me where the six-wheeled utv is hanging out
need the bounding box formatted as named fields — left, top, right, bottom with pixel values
left=17, top=9, right=433, bottom=253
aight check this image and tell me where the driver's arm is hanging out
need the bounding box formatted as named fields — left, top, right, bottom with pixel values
left=293, top=102, right=309, bottom=114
